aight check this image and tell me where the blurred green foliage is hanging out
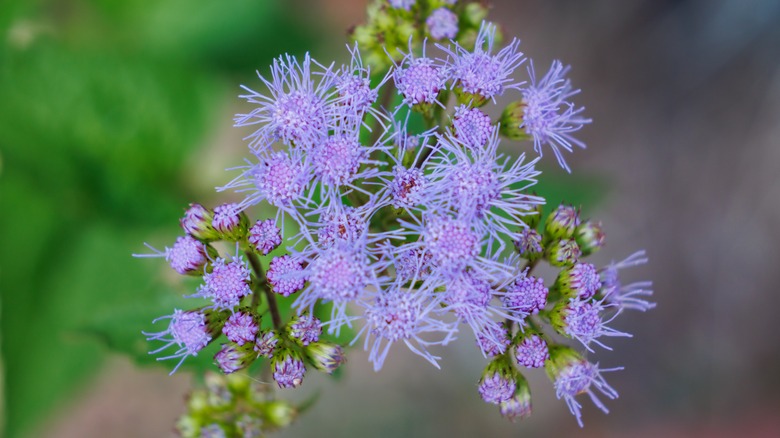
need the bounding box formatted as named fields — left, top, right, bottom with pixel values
left=0, top=1, right=316, bottom=437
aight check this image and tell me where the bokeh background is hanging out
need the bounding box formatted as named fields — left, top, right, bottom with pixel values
left=2, top=0, right=780, bottom=437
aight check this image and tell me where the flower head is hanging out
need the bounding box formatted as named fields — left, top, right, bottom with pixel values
left=552, top=298, right=632, bottom=351
left=197, top=255, right=252, bottom=310
left=289, top=314, right=323, bottom=346
left=254, top=330, right=280, bottom=358
left=393, top=46, right=447, bottom=107
left=272, top=350, right=307, bottom=388
left=212, top=203, right=248, bottom=241
left=478, top=358, right=516, bottom=404
left=440, top=22, right=525, bottom=104
left=267, top=255, right=306, bottom=297
left=248, top=219, right=282, bottom=255
left=600, top=250, right=655, bottom=312
left=180, top=203, right=218, bottom=241
left=222, top=311, right=259, bottom=346
left=521, top=60, right=591, bottom=173
left=453, top=105, right=494, bottom=150
left=214, top=342, right=256, bottom=374
left=558, top=262, right=601, bottom=300
left=144, top=309, right=225, bottom=374
left=501, top=272, right=548, bottom=315
left=515, top=334, right=549, bottom=368
left=427, top=8, right=458, bottom=40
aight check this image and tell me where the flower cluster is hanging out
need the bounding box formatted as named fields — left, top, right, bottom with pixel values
left=137, top=1, right=652, bottom=434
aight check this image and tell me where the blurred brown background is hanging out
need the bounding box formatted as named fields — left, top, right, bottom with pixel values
left=19, top=0, right=780, bottom=437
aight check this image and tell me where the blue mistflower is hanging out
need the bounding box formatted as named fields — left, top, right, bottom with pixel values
left=600, top=250, right=655, bottom=312
left=393, top=44, right=448, bottom=107
left=521, top=60, right=592, bottom=173
left=195, top=255, right=252, bottom=310
left=222, top=311, right=258, bottom=346
left=144, top=309, right=217, bottom=374
left=551, top=359, right=622, bottom=427
left=440, top=22, right=525, bottom=103
left=427, top=8, right=459, bottom=41
left=452, top=104, right=494, bottom=150
left=558, top=298, right=632, bottom=352
left=235, top=53, right=338, bottom=151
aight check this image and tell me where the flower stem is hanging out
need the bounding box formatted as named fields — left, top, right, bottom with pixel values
left=246, top=250, right=283, bottom=330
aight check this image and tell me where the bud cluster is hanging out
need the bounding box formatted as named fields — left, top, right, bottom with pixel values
left=136, top=1, right=653, bottom=433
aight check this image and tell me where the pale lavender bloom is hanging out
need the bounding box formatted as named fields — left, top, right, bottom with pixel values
left=439, top=22, right=525, bottom=102
left=248, top=219, right=282, bottom=255
left=560, top=298, right=632, bottom=352
left=289, top=314, right=323, bottom=346
left=220, top=149, right=310, bottom=212
left=267, top=255, right=306, bottom=297
left=565, top=262, right=601, bottom=300
left=395, top=248, right=433, bottom=282
left=476, top=323, right=510, bottom=357
left=359, top=282, right=457, bottom=371
left=235, top=53, right=338, bottom=151
left=144, top=309, right=215, bottom=374
left=600, top=250, right=655, bottom=312
left=222, top=311, right=258, bottom=346
left=553, top=360, right=622, bottom=427
left=212, top=203, right=243, bottom=236
left=423, top=215, right=481, bottom=273
left=196, top=255, right=252, bottom=310
left=254, top=330, right=280, bottom=358
left=381, top=123, right=437, bottom=211
left=479, top=371, right=516, bottom=404
left=336, top=43, right=389, bottom=123
left=273, top=350, right=306, bottom=388
left=393, top=44, right=448, bottom=107
left=515, top=334, right=549, bottom=368
left=311, top=131, right=367, bottom=188
left=389, top=166, right=428, bottom=209
left=500, top=271, right=548, bottom=314
left=453, top=105, right=494, bottom=149
left=426, top=132, right=543, bottom=249
left=134, top=235, right=210, bottom=276
left=388, top=0, right=415, bottom=11
left=521, top=59, right=591, bottom=173
left=316, top=205, right=366, bottom=247
left=427, top=8, right=458, bottom=40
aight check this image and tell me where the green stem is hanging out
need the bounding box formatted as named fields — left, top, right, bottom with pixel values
left=245, top=250, right=282, bottom=330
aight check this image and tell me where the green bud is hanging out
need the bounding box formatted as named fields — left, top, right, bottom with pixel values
left=464, top=3, right=489, bottom=27
left=175, top=414, right=201, bottom=438
left=499, top=373, right=532, bottom=422
left=499, top=101, right=530, bottom=141
left=226, top=372, right=252, bottom=396
left=352, top=25, right=377, bottom=48
left=264, top=400, right=298, bottom=429
left=544, top=345, right=582, bottom=381
left=514, top=229, right=543, bottom=261
left=544, top=205, right=581, bottom=241
left=546, top=238, right=581, bottom=267
left=305, top=342, right=346, bottom=374
left=575, top=220, right=605, bottom=256
left=186, top=389, right=209, bottom=415
left=454, top=86, right=489, bottom=108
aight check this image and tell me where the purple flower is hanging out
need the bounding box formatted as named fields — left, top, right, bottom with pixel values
left=336, top=43, right=387, bottom=119
left=134, top=235, right=212, bottom=276
left=393, top=46, right=447, bottom=107
left=311, top=131, right=367, bottom=188
left=514, top=228, right=543, bottom=258
left=548, top=355, right=622, bottom=427
left=316, top=205, right=366, bottom=247
left=501, top=271, right=548, bottom=315
left=423, top=215, right=481, bottom=272
left=197, top=256, right=252, bottom=310
left=267, top=255, right=305, bottom=297
left=453, top=105, right=494, bottom=149
left=554, top=298, right=632, bottom=352
left=521, top=60, right=591, bottom=173
left=389, top=166, right=428, bottom=209
left=289, top=314, right=323, bottom=346
left=515, top=334, right=549, bottom=368
left=362, top=285, right=457, bottom=371
left=478, top=366, right=516, bottom=405
left=600, top=250, right=655, bottom=312
left=546, top=204, right=580, bottom=239
left=388, top=0, right=415, bottom=11
left=144, top=309, right=221, bottom=374
left=427, top=8, right=458, bottom=40
left=306, top=342, right=346, bottom=374
left=548, top=238, right=581, bottom=267
left=235, top=53, right=337, bottom=151
left=222, top=311, right=259, bottom=346
left=306, top=244, right=370, bottom=302
left=559, top=262, right=601, bottom=300
left=475, top=323, right=510, bottom=357
left=248, top=219, right=282, bottom=255
left=212, top=203, right=246, bottom=240
left=440, top=22, right=525, bottom=103
left=499, top=377, right=532, bottom=422
left=272, top=350, right=307, bottom=388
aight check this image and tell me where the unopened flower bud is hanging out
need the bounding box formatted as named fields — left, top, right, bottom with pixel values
left=478, top=357, right=516, bottom=405
left=186, top=389, right=209, bottom=415
left=545, top=205, right=580, bottom=241
left=514, top=228, right=543, bottom=260
left=215, top=342, right=257, bottom=374
left=248, top=219, right=282, bottom=255
left=181, top=203, right=219, bottom=241
left=175, top=414, right=200, bottom=438
left=499, top=101, right=530, bottom=141
left=272, top=349, right=306, bottom=389
left=264, top=400, right=298, bottom=428
left=305, top=342, right=346, bottom=374
left=546, top=238, right=581, bottom=267
left=499, top=373, right=532, bottom=422
left=254, top=330, right=280, bottom=358
left=575, top=220, right=605, bottom=256
left=222, top=310, right=260, bottom=346
left=556, top=262, right=601, bottom=300
left=463, top=3, right=489, bottom=28
left=212, top=203, right=249, bottom=241
left=514, top=333, right=549, bottom=368
left=288, top=314, right=322, bottom=346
